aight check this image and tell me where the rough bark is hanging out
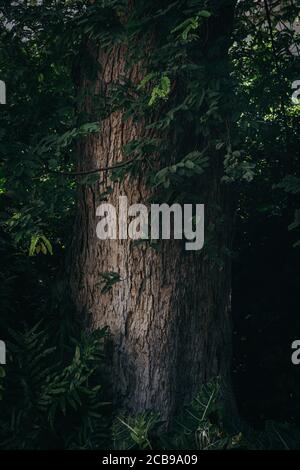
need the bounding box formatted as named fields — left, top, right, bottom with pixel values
left=70, top=3, right=236, bottom=424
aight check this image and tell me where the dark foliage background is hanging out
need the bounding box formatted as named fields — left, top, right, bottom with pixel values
left=0, top=0, right=299, bottom=449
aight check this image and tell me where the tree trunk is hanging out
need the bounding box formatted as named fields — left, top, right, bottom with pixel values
left=70, top=1, right=237, bottom=425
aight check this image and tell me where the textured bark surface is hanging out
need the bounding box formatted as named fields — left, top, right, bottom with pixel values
left=70, top=7, right=236, bottom=424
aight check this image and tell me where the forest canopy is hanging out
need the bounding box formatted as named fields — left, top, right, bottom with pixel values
left=0, top=0, right=299, bottom=451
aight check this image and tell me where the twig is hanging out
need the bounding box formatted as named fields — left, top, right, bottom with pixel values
left=47, top=157, right=136, bottom=178
left=263, top=0, right=289, bottom=131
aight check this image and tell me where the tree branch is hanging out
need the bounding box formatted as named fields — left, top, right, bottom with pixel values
left=47, top=157, right=136, bottom=178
